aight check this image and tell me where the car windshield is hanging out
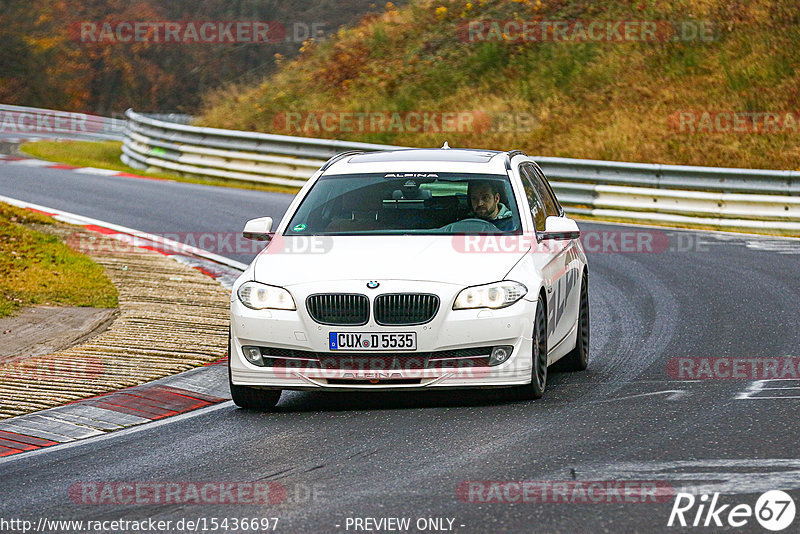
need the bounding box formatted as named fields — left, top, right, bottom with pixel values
left=284, top=172, right=522, bottom=235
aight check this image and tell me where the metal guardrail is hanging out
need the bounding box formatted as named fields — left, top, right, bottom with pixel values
left=0, top=104, right=125, bottom=141
left=122, top=109, right=800, bottom=233
left=121, top=109, right=396, bottom=187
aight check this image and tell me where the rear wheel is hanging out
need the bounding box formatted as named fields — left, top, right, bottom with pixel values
left=560, top=273, right=589, bottom=372
left=509, top=295, right=548, bottom=401
left=228, top=333, right=282, bottom=410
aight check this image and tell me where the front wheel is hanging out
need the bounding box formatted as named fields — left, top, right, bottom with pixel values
left=228, top=334, right=282, bottom=410
left=508, top=295, right=548, bottom=401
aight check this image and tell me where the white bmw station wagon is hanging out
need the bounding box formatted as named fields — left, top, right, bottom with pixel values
left=229, top=147, right=589, bottom=409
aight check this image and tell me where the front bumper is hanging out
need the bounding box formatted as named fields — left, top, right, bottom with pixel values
left=230, top=280, right=535, bottom=391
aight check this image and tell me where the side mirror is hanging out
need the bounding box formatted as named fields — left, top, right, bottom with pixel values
left=541, top=216, right=580, bottom=240
left=243, top=217, right=273, bottom=241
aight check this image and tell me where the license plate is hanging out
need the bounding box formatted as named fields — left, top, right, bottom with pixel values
left=329, top=332, right=417, bottom=351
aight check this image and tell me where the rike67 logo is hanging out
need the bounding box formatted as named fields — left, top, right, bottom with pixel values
left=668, top=490, right=796, bottom=531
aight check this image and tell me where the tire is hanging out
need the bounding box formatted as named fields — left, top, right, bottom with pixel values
left=508, top=294, right=548, bottom=401
left=560, top=273, right=589, bottom=372
left=228, top=333, right=282, bottom=411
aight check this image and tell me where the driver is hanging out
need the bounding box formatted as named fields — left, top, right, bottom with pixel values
left=467, top=181, right=514, bottom=231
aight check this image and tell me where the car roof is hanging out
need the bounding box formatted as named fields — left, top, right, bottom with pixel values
left=323, top=148, right=514, bottom=175
left=349, top=148, right=500, bottom=163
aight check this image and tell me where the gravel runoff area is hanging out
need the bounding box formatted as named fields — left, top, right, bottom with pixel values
left=0, top=222, right=231, bottom=419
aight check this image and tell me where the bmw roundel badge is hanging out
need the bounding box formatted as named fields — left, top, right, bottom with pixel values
left=367, top=281, right=380, bottom=289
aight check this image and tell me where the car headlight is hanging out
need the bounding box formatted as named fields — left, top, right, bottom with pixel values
left=453, top=281, right=527, bottom=310
left=237, top=282, right=296, bottom=310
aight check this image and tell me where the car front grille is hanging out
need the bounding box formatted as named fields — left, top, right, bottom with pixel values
left=373, top=293, right=440, bottom=325
left=306, top=294, right=369, bottom=325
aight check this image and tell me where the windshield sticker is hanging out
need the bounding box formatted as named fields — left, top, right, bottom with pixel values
left=292, top=223, right=307, bottom=232
left=384, top=173, right=439, bottom=179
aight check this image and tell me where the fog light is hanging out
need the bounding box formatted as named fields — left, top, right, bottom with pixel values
left=242, top=346, right=263, bottom=366
left=489, top=346, right=513, bottom=366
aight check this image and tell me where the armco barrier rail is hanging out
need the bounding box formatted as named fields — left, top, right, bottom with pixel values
left=120, top=109, right=800, bottom=233
left=121, top=109, right=397, bottom=187
left=0, top=104, right=125, bottom=141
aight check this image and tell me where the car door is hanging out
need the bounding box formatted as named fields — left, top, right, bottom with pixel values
left=528, top=163, right=582, bottom=345
left=519, top=163, right=569, bottom=351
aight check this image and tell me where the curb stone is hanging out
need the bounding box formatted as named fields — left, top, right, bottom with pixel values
left=0, top=198, right=248, bottom=458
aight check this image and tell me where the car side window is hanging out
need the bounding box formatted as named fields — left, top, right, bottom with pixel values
left=529, top=164, right=561, bottom=217
left=519, top=165, right=547, bottom=232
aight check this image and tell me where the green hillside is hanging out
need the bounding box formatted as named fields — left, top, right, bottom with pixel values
left=199, top=0, right=800, bottom=170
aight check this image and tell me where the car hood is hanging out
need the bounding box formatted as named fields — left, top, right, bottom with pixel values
left=253, top=235, right=527, bottom=287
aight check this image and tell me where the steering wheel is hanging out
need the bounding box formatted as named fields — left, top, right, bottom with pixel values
left=440, top=218, right=501, bottom=233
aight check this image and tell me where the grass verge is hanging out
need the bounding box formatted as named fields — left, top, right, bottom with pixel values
left=0, top=202, right=118, bottom=318
left=19, top=140, right=301, bottom=195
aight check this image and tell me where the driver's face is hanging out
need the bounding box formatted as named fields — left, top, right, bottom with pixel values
left=470, top=186, right=500, bottom=220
